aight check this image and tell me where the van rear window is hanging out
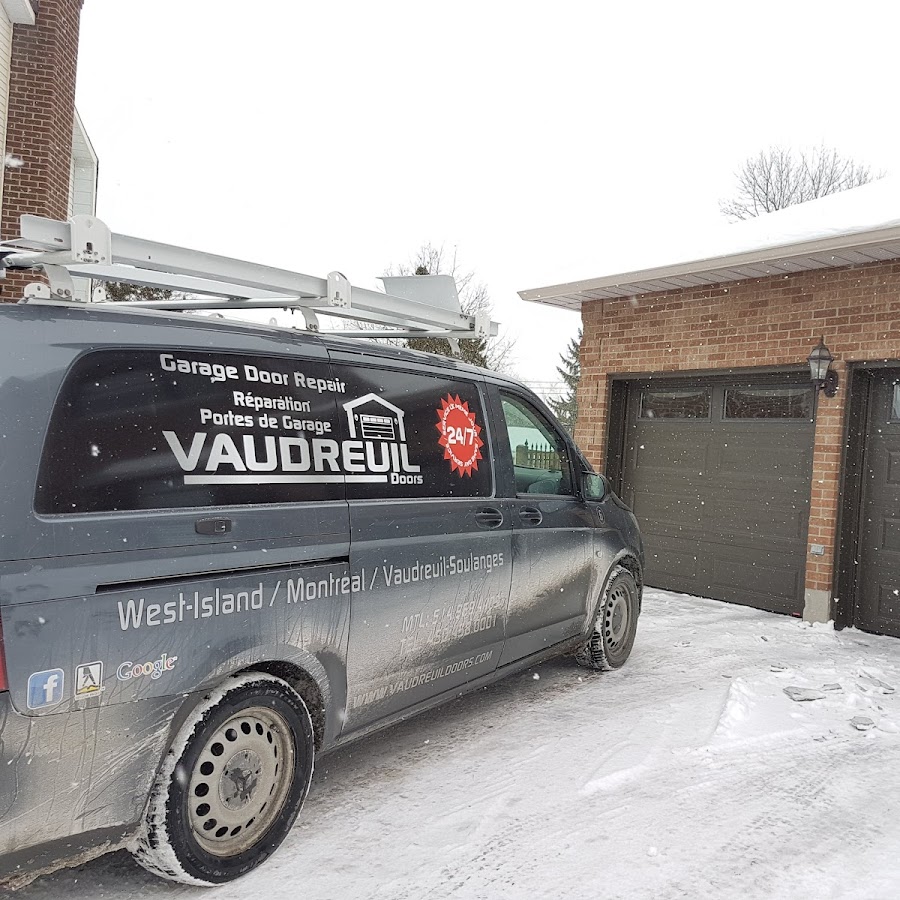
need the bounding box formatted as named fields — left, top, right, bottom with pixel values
left=36, top=350, right=492, bottom=513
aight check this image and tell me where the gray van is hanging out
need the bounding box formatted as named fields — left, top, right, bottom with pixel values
left=0, top=263, right=642, bottom=887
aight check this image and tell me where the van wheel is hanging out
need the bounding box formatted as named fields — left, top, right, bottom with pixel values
left=131, top=673, right=315, bottom=885
left=575, top=566, right=639, bottom=671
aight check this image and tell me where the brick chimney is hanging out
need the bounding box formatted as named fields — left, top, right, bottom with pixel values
left=1, top=0, right=85, bottom=300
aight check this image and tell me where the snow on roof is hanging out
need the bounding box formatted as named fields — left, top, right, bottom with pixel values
left=520, top=177, right=900, bottom=310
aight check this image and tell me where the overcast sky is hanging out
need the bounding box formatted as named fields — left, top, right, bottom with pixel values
left=74, top=1, right=900, bottom=394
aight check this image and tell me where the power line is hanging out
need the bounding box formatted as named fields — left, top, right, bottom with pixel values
left=521, top=380, right=566, bottom=392
left=520, top=380, right=568, bottom=402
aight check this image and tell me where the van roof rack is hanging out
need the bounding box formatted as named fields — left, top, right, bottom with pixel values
left=0, top=214, right=499, bottom=341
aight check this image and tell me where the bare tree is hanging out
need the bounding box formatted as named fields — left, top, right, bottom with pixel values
left=720, top=145, right=883, bottom=221
left=382, top=242, right=514, bottom=372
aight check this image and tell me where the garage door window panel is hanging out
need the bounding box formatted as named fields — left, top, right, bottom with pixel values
left=724, top=386, right=814, bottom=421
left=640, top=389, right=710, bottom=420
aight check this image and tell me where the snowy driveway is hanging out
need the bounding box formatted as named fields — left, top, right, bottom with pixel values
left=12, top=590, right=900, bottom=899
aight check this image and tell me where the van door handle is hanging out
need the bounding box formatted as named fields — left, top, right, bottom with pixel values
left=519, top=506, right=543, bottom=526
left=195, top=517, right=232, bottom=535
left=474, top=507, right=504, bottom=529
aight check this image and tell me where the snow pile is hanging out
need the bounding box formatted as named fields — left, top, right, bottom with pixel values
left=712, top=659, right=898, bottom=746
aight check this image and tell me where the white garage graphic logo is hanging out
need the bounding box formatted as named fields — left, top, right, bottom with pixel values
left=344, top=394, right=406, bottom=442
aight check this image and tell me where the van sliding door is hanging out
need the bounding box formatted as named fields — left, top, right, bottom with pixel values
left=330, top=357, right=511, bottom=733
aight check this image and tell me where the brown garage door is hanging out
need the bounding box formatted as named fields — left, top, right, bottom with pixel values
left=857, top=370, right=900, bottom=636
left=620, top=376, right=816, bottom=614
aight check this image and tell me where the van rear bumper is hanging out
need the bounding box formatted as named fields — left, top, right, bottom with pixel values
left=0, top=691, right=183, bottom=882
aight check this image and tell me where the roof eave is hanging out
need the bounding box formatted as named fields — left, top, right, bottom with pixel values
left=1, top=0, right=36, bottom=25
left=519, top=221, right=900, bottom=310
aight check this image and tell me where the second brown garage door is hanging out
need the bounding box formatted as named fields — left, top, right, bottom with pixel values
left=619, top=375, right=816, bottom=615
left=855, top=369, right=900, bottom=636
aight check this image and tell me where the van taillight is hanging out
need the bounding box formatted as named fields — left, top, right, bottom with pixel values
left=0, top=616, right=7, bottom=692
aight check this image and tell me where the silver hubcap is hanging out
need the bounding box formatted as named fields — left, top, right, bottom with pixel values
left=221, top=749, right=262, bottom=811
left=602, top=584, right=630, bottom=651
left=188, top=707, right=295, bottom=857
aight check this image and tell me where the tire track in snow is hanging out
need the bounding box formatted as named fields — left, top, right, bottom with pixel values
left=659, top=734, right=900, bottom=899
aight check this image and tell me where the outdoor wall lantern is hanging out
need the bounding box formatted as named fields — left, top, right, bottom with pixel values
left=807, top=337, right=838, bottom=397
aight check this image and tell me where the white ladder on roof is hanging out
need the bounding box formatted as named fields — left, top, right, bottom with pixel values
left=0, top=214, right=498, bottom=341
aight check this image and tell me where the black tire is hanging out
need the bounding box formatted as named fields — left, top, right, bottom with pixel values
left=131, top=673, right=315, bottom=886
left=575, top=565, right=640, bottom=671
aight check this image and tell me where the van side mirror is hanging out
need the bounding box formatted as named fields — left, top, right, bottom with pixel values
left=580, top=472, right=608, bottom=502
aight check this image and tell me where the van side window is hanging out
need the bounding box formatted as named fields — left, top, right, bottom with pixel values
left=332, top=364, right=493, bottom=500
left=37, top=351, right=495, bottom=514
left=500, top=394, right=573, bottom=496
left=35, top=349, right=345, bottom=513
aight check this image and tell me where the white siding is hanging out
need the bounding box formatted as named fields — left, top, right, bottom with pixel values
left=0, top=10, right=13, bottom=222
left=67, top=156, right=75, bottom=216
left=69, top=158, right=97, bottom=217
left=68, top=113, right=98, bottom=219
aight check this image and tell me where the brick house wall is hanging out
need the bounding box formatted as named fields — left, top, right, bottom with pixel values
left=1, top=0, right=83, bottom=300
left=575, top=259, right=900, bottom=602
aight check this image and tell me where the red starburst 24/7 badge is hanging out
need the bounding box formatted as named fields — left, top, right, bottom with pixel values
left=435, top=394, right=485, bottom=477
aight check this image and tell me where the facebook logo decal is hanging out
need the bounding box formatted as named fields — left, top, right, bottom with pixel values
left=27, top=669, right=65, bottom=710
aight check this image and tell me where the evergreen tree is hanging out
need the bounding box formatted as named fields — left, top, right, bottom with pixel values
left=102, top=282, right=174, bottom=302
left=550, top=328, right=581, bottom=433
